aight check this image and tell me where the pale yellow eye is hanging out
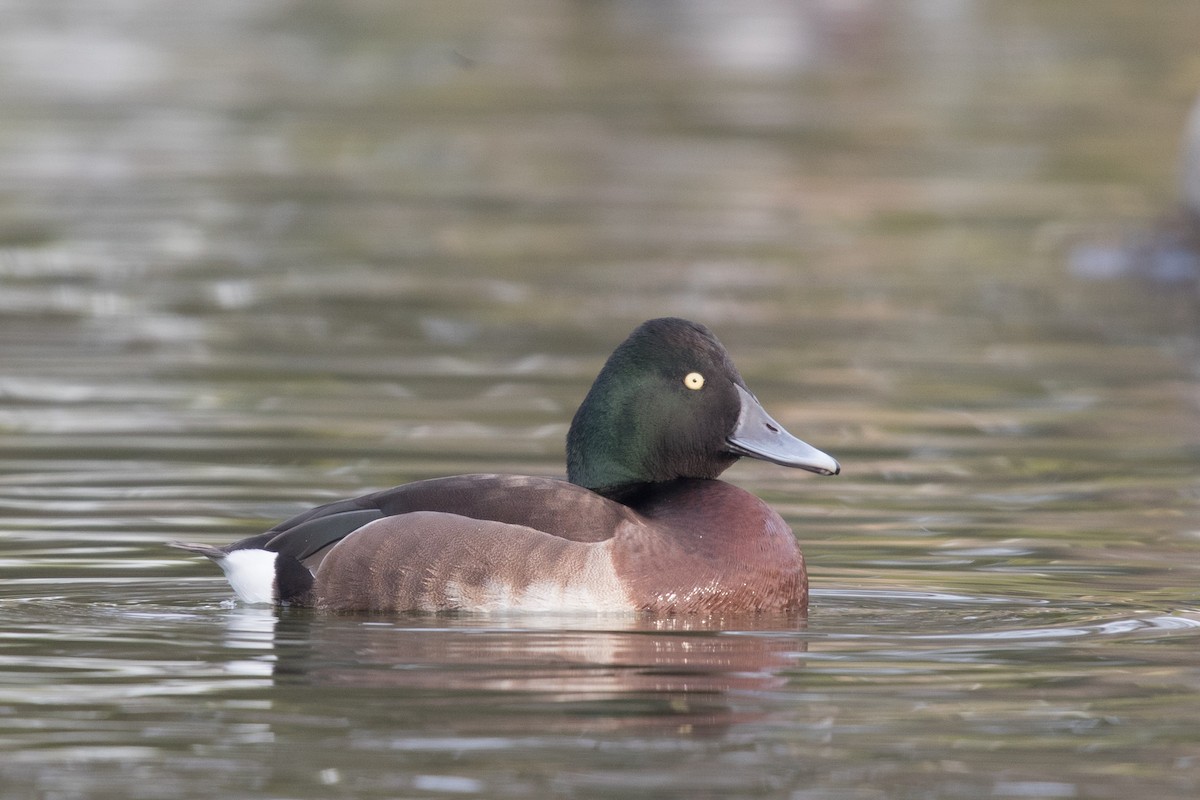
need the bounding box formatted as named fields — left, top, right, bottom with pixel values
left=683, top=372, right=705, bottom=391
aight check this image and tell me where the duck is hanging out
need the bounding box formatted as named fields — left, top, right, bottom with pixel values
left=170, top=317, right=840, bottom=615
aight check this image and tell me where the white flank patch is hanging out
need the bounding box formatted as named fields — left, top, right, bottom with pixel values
left=216, top=549, right=279, bottom=606
left=439, top=545, right=634, bottom=613
left=514, top=579, right=633, bottom=613
left=441, top=578, right=630, bottom=613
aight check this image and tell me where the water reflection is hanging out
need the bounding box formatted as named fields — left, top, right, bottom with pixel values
left=198, top=593, right=1200, bottom=745
left=260, top=612, right=807, bottom=734
left=223, top=606, right=279, bottom=679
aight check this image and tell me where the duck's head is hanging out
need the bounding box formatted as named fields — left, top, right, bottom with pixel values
left=566, top=317, right=840, bottom=494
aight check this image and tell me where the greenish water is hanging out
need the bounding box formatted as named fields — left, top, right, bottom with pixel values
left=1, top=1, right=1199, bottom=798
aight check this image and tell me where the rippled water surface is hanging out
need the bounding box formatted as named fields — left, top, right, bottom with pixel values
left=2, top=2, right=1199, bottom=798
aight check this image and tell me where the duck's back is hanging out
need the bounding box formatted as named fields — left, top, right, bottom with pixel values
left=235, top=474, right=636, bottom=571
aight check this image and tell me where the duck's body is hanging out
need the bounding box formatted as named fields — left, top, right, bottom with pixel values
left=172, top=318, right=838, bottom=615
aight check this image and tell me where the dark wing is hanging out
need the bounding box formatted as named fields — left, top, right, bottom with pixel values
left=228, top=474, right=634, bottom=566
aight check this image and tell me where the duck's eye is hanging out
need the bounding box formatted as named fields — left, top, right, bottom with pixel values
left=683, top=372, right=705, bottom=391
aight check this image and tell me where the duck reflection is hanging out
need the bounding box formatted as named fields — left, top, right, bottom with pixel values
left=250, top=611, right=807, bottom=733
left=220, top=606, right=279, bottom=681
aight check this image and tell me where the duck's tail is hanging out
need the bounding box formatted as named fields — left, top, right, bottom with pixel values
left=168, top=541, right=314, bottom=606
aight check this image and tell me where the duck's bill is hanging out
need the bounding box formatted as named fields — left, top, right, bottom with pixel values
left=726, top=384, right=841, bottom=476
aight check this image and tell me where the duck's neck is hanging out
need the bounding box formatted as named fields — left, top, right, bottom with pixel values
left=566, top=441, right=647, bottom=496
left=565, top=374, right=655, bottom=492
left=566, top=403, right=738, bottom=494
left=592, top=480, right=678, bottom=505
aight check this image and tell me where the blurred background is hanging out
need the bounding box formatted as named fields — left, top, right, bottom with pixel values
left=1, top=2, right=1199, bottom=799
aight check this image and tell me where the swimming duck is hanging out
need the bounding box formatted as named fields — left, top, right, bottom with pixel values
left=171, top=317, right=840, bottom=615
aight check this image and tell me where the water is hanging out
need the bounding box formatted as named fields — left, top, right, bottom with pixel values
left=2, top=1, right=1199, bottom=798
